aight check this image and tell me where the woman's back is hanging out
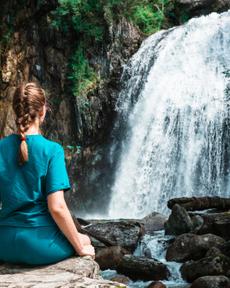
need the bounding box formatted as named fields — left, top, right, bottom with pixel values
left=0, top=133, right=71, bottom=227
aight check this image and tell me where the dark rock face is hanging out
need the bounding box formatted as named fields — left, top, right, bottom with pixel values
left=190, top=275, right=230, bottom=288
left=117, top=255, right=170, bottom=281
left=166, top=233, right=225, bottom=262
left=180, top=254, right=230, bottom=282
left=0, top=2, right=77, bottom=144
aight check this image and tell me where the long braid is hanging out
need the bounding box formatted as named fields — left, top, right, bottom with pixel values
left=13, top=82, right=46, bottom=166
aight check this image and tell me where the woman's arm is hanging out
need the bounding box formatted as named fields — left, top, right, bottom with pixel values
left=47, top=190, right=95, bottom=257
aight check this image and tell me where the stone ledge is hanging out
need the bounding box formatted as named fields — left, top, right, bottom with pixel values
left=0, top=256, right=126, bottom=288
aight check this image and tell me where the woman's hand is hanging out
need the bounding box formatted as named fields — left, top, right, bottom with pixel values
left=78, top=244, right=95, bottom=259
left=76, top=232, right=95, bottom=259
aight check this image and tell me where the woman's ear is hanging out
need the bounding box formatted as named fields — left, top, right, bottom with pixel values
left=39, top=104, right=46, bottom=122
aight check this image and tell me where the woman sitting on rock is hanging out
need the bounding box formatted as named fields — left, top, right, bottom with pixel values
left=0, top=82, right=95, bottom=265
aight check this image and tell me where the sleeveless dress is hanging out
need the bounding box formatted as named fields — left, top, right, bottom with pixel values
left=0, top=133, right=75, bottom=265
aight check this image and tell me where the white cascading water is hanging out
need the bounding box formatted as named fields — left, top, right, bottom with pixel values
left=108, top=10, right=230, bottom=219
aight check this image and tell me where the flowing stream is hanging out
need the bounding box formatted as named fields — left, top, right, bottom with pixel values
left=108, top=10, right=230, bottom=219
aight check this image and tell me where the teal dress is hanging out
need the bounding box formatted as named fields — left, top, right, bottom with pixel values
left=0, top=133, right=75, bottom=265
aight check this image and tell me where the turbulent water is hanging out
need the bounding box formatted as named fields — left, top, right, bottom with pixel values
left=108, top=10, right=230, bottom=219
left=101, top=231, right=189, bottom=288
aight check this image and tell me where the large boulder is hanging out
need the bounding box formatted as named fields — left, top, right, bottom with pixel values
left=166, top=233, right=225, bottom=262
left=180, top=254, right=230, bottom=282
left=95, top=246, right=170, bottom=282
left=95, top=245, right=128, bottom=270
left=117, top=255, right=170, bottom=281
left=190, top=275, right=230, bottom=288
left=194, top=212, right=230, bottom=240
left=167, top=197, right=230, bottom=211
left=164, top=204, right=194, bottom=235
left=0, top=256, right=126, bottom=287
left=82, top=220, right=144, bottom=252
left=141, top=212, right=167, bottom=234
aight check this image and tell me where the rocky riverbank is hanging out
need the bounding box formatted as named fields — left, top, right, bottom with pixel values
left=0, top=197, right=230, bottom=287
left=71, top=196, right=230, bottom=288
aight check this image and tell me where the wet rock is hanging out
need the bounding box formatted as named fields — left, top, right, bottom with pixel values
left=205, top=246, right=222, bottom=258
left=95, top=246, right=128, bottom=270
left=168, top=197, right=230, bottom=211
left=0, top=256, right=126, bottom=287
left=147, top=281, right=167, bottom=288
left=190, top=275, right=230, bottom=288
left=117, top=255, right=170, bottom=281
left=111, top=274, right=130, bottom=284
left=217, top=241, right=230, bottom=258
left=164, top=204, right=194, bottom=235
left=180, top=254, right=230, bottom=282
left=194, top=212, right=230, bottom=240
left=83, top=220, right=143, bottom=252
left=206, top=241, right=230, bottom=258
left=141, top=212, right=167, bottom=234
left=166, top=233, right=225, bottom=261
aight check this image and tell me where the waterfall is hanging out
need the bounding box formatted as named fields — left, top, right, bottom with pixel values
left=108, top=10, right=230, bottom=219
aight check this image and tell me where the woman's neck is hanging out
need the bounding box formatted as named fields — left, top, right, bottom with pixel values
left=16, top=120, right=41, bottom=135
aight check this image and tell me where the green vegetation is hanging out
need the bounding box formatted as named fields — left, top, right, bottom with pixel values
left=50, top=0, right=175, bottom=100
left=51, top=0, right=173, bottom=38
left=125, top=0, right=173, bottom=34
left=68, top=45, right=99, bottom=101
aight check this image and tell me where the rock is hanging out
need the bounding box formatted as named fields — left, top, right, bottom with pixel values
left=190, top=275, right=230, bottom=288
left=164, top=204, right=194, bottom=235
left=141, top=212, right=167, bottom=234
left=0, top=256, right=126, bottom=287
left=168, top=197, right=230, bottom=211
left=166, top=233, right=225, bottom=262
left=83, top=220, right=143, bottom=252
left=206, top=241, right=230, bottom=258
left=205, top=246, right=222, bottom=258
left=190, top=214, right=204, bottom=233
left=194, top=212, right=230, bottom=240
left=111, top=274, right=130, bottom=284
left=147, top=281, right=167, bottom=288
left=217, top=241, right=230, bottom=258
left=95, top=245, right=128, bottom=270
left=117, top=254, right=170, bottom=281
left=180, top=254, right=230, bottom=282
left=174, top=0, right=230, bottom=20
